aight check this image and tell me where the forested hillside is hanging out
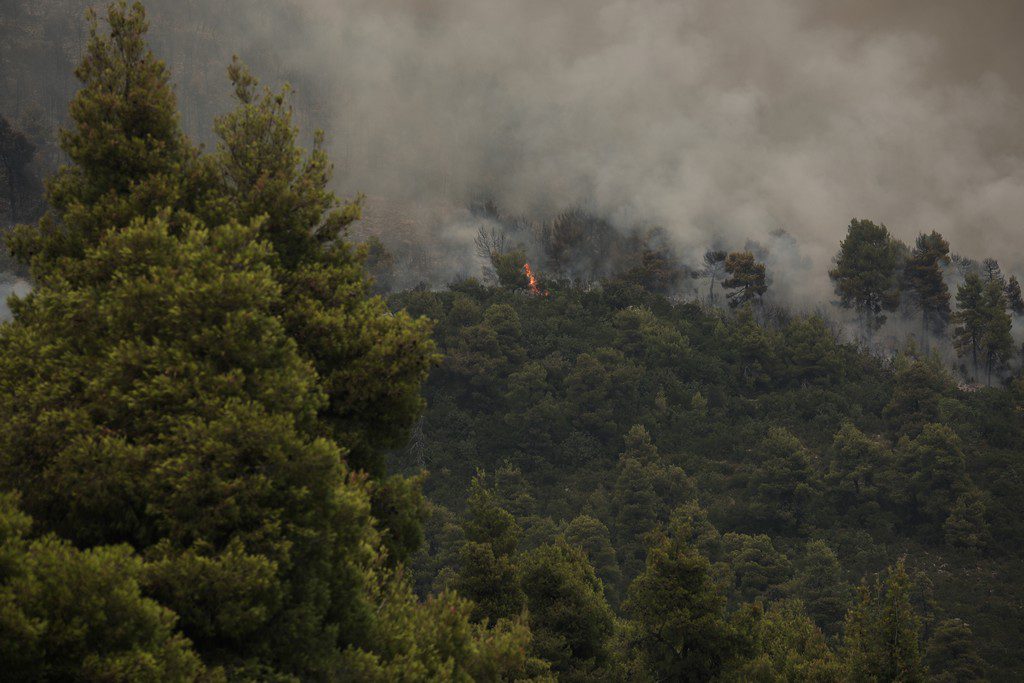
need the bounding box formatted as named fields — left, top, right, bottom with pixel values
left=2, top=2, right=1023, bottom=681
left=391, top=277, right=1022, bottom=678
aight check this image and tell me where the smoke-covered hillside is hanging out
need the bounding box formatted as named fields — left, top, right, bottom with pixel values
left=3, top=3, right=1024, bottom=680
left=4, top=1, right=1024, bottom=299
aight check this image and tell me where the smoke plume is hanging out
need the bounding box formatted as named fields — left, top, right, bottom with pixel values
left=6, top=1, right=1024, bottom=302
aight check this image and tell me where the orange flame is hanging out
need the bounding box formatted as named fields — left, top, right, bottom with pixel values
left=523, top=263, right=548, bottom=296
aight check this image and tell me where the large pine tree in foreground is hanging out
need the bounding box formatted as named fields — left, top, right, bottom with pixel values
left=0, top=3, right=536, bottom=679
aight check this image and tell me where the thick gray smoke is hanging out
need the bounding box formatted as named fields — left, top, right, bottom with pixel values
left=213, top=0, right=1024, bottom=300
left=6, top=1, right=1024, bottom=304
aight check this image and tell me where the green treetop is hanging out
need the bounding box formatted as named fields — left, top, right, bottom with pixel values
left=620, top=515, right=743, bottom=681
left=902, top=231, right=951, bottom=346
left=829, top=219, right=901, bottom=335
left=840, top=559, right=925, bottom=683
left=979, top=279, right=1014, bottom=385
left=1005, top=275, right=1024, bottom=315
left=9, top=1, right=208, bottom=277
left=0, top=492, right=208, bottom=681
left=952, top=272, right=986, bottom=374
left=518, top=542, right=616, bottom=680
left=0, top=3, right=522, bottom=679
left=722, top=251, right=768, bottom=308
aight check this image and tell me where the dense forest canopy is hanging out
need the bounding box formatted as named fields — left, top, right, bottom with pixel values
left=2, top=2, right=1024, bottom=681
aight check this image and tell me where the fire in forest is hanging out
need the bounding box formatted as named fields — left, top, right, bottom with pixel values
left=523, top=263, right=548, bottom=296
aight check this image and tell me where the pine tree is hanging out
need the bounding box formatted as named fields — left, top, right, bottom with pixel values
left=454, top=474, right=525, bottom=622
left=724, top=600, right=842, bottom=681
left=701, top=249, right=728, bottom=304
left=883, top=355, right=955, bottom=439
left=823, top=422, right=896, bottom=532
left=780, top=315, right=845, bottom=387
left=720, top=532, right=792, bottom=604
left=0, top=492, right=207, bottom=680
left=210, top=59, right=438, bottom=479
left=981, top=257, right=1003, bottom=286
left=0, top=4, right=525, bottom=678
left=721, top=250, right=768, bottom=308
left=950, top=253, right=978, bottom=279
left=740, top=428, right=817, bottom=533
left=979, top=279, right=1013, bottom=385
left=724, top=306, right=779, bottom=388
left=895, top=424, right=971, bottom=537
left=840, top=559, right=925, bottom=683
left=518, top=542, right=616, bottom=679
left=952, top=272, right=986, bottom=375
left=8, top=1, right=206, bottom=276
left=621, top=515, right=743, bottom=682
left=926, top=618, right=987, bottom=683
left=462, top=472, right=523, bottom=557
left=1, top=212, right=380, bottom=677
left=943, top=490, right=991, bottom=552
left=902, top=231, right=951, bottom=347
left=1005, top=275, right=1024, bottom=315
left=786, top=540, right=852, bottom=635
left=829, top=219, right=902, bottom=335
left=564, top=514, right=624, bottom=607
left=612, top=425, right=692, bottom=580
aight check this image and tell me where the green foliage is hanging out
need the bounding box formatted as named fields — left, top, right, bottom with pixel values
left=735, top=428, right=817, bottom=534
left=895, top=424, right=972, bottom=535
left=620, top=515, right=744, bottom=682
left=883, top=354, right=956, bottom=439
left=724, top=600, right=841, bottom=682
left=840, top=559, right=925, bottom=683
left=723, top=306, right=779, bottom=388
left=1005, top=275, right=1024, bottom=315
left=493, top=248, right=531, bottom=290
left=902, top=231, right=951, bottom=342
left=926, top=618, right=987, bottom=683
left=454, top=541, right=525, bottom=624
left=0, top=3, right=494, bottom=679
left=463, top=474, right=523, bottom=557
left=780, top=316, right=845, bottom=387
left=10, top=1, right=204, bottom=274
left=518, top=542, right=616, bottom=679
left=4, top=6, right=1022, bottom=675
left=823, top=422, right=896, bottom=534
left=388, top=252, right=1024, bottom=676
left=953, top=272, right=986, bottom=372
left=337, top=576, right=549, bottom=682
left=979, top=280, right=1014, bottom=386
left=0, top=212, right=385, bottom=675
left=564, top=515, right=624, bottom=607
left=0, top=493, right=209, bottom=682
left=454, top=475, right=526, bottom=623
left=211, top=62, right=438, bottom=476
left=721, top=533, right=792, bottom=604
left=722, top=250, right=768, bottom=308
left=785, top=540, right=851, bottom=634
left=829, top=218, right=901, bottom=333
left=954, top=273, right=1016, bottom=386
left=612, top=426, right=693, bottom=579
left=942, top=490, right=991, bottom=552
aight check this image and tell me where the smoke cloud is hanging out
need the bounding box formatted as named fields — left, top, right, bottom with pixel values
left=8, top=1, right=1024, bottom=303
